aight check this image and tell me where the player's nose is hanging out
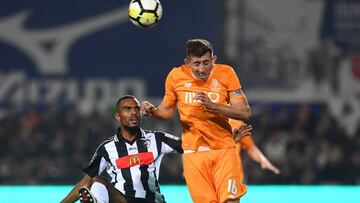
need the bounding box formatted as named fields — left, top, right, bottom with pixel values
left=197, top=64, right=205, bottom=72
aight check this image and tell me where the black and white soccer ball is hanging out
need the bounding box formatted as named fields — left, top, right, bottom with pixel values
left=128, top=0, right=163, bottom=28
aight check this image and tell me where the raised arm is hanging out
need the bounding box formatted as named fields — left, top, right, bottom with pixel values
left=194, top=89, right=251, bottom=120
left=141, top=100, right=176, bottom=120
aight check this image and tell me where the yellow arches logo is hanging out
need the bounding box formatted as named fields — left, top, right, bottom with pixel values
left=129, top=156, right=141, bottom=166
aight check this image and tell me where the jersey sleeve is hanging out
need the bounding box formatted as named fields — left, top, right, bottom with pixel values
left=240, top=135, right=255, bottom=150
left=226, top=67, right=242, bottom=91
left=155, top=132, right=183, bottom=154
left=229, top=119, right=245, bottom=131
left=82, top=145, right=109, bottom=177
left=162, top=69, right=178, bottom=106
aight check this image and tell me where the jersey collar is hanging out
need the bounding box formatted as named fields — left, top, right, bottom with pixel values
left=115, top=127, right=144, bottom=144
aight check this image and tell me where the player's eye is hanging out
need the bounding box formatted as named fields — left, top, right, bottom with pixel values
left=135, top=106, right=141, bottom=112
left=203, top=61, right=210, bottom=66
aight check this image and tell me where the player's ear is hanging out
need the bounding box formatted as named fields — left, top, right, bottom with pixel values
left=114, top=113, right=120, bottom=121
left=212, top=55, right=217, bottom=63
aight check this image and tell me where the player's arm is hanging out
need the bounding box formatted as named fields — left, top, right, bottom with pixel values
left=61, top=145, right=109, bottom=203
left=60, top=174, right=93, bottom=203
left=141, top=69, right=178, bottom=120
left=194, top=89, right=251, bottom=120
left=141, top=100, right=176, bottom=120
left=246, top=145, right=281, bottom=175
left=233, top=123, right=253, bottom=142
left=234, top=123, right=280, bottom=175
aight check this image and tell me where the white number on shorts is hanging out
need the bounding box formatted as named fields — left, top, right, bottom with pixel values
left=228, top=179, right=238, bottom=195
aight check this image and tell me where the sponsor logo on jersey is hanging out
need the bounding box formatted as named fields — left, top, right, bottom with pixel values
left=143, top=139, right=151, bottom=148
left=184, top=91, right=220, bottom=104
left=210, top=79, right=220, bottom=92
left=129, top=156, right=141, bottom=166
left=184, top=82, right=192, bottom=88
left=128, top=147, right=137, bottom=151
left=115, top=152, right=154, bottom=169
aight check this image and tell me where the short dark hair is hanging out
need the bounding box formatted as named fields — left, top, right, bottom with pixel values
left=186, top=39, right=213, bottom=58
left=115, top=95, right=138, bottom=111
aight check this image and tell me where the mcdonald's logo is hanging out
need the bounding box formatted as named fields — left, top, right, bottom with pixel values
left=129, top=156, right=141, bottom=166
left=115, top=152, right=155, bottom=169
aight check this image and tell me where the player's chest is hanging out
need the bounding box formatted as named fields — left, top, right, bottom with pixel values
left=109, top=139, right=159, bottom=169
left=174, top=78, right=229, bottom=104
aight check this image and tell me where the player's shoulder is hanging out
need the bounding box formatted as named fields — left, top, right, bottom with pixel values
left=143, top=130, right=180, bottom=140
left=143, top=129, right=164, bottom=137
left=214, top=64, right=235, bottom=73
left=168, top=64, right=190, bottom=77
left=93, top=135, right=116, bottom=152
left=212, top=64, right=238, bottom=83
left=143, top=129, right=156, bottom=135
left=104, top=135, right=116, bottom=144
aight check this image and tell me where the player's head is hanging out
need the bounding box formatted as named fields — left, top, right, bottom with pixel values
left=184, top=39, right=217, bottom=81
left=115, top=95, right=141, bottom=128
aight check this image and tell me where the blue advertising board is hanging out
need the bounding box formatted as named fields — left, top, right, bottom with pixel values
left=321, top=0, right=360, bottom=54
left=0, top=0, right=221, bottom=106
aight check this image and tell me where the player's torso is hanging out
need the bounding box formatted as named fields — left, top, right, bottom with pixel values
left=172, top=64, right=231, bottom=113
left=104, top=134, right=162, bottom=195
left=170, top=65, right=236, bottom=150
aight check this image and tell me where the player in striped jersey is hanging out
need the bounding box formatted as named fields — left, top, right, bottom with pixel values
left=61, top=95, right=183, bottom=203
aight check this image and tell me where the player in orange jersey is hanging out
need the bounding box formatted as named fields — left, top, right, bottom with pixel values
left=142, top=39, right=251, bottom=203
left=230, top=119, right=280, bottom=183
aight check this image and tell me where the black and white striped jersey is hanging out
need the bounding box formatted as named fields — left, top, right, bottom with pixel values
left=83, top=127, right=182, bottom=203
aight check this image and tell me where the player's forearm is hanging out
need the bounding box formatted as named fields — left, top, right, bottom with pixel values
left=151, top=108, right=173, bottom=120
left=246, top=145, right=265, bottom=164
left=60, top=191, right=79, bottom=203
left=60, top=183, right=82, bottom=203
left=247, top=145, right=281, bottom=174
left=151, top=102, right=175, bottom=120
left=60, top=175, right=93, bottom=203
left=210, top=103, right=251, bottom=120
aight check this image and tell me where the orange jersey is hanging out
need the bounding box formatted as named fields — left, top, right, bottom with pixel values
left=163, top=64, right=242, bottom=150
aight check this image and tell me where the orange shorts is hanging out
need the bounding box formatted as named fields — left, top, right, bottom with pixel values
left=183, top=148, right=247, bottom=203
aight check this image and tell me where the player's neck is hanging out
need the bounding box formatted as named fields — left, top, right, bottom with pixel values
left=121, top=126, right=140, bottom=141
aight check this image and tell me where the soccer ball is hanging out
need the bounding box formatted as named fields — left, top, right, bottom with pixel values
left=128, top=0, right=163, bottom=28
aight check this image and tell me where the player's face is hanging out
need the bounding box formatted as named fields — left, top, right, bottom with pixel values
left=115, top=98, right=141, bottom=128
left=185, top=52, right=217, bottom=81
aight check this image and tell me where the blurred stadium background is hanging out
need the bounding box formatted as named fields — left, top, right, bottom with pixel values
left=0, top=0, right=359, bottom=202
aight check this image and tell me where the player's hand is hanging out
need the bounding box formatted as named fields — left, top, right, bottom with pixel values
left=141, top=101, right=156, bottom=117
left=233, top=124, right=252, bottom=142
left=261, top=161, right=281, bottom=175
left=194, top=92, right=215, bottom=110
